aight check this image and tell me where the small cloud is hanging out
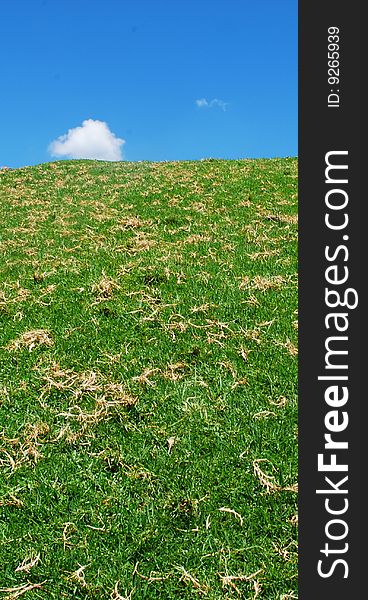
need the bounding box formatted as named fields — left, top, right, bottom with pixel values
left=196, top=98, right=209, bottom=108
left=195, top=98, right=228, bottom=111
left=48, top=119, right=125, bottom=161
left=211, top=99, right=228, bottom=111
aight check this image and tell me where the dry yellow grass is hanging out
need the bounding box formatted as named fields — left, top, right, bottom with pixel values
left=6, top=329, right=53, bottom=351
left=92, top=273, right=120, bottom=301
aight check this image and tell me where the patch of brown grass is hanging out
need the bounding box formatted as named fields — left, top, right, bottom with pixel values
left=218, top=507, right=244, bottom=526
left=15, top=554, right=40, bottom=574
left=41, top=362, right=80, bottom=394
left=126, top=233, right=156, bottom=254
left=191, top=202, right=207, bottom=213
left=132, top=367, right=159, bottom=387
left=92, top=273, right=120, bottom=302
left=219, top=360, right=248, bottom=389
left=190, top=303, right=216, bottom=314
left=269, top=396, right=288, bottom=408
left=0, top=581, right=47, bottom=599
left=253, top=410, right=276, bottom=420
left=117, top=216, right=151, bottom=229
left=280, top=213, right=298, bottom=224
left=166, top=319, right=188, bottom=340
left=6, top=329, right=53, bottom=351
left=0, top=284, right=30, bottom=308
left=69, top=564, right=88, bottom=588
left=242, top=221, right=272, bottom=245
left=219, top=569, right=263, bottom=597
left=162, top=362, right=186, bottom=381
left=253, top=459, right=281, bottom=493
left=251, top=275, right=286, bottom=291
left=0, top=494, right=23, bottom=508
left=243, top=328, right=262, bottom=344
left=40, top=363, right=136, bottom=431
left=178, top=567, right=209, bottom=595
left=61, top=522, right=78, bottom=550
left=240, top=274, right=288, bottom=292
left=253, top=459, right=298, bottom=494
left=184, top=234, right=212, bottom=244
left=133, top=562, right=170, bottom=584
left=40, top=365, right=105, bottom=410
left=58, top=389, right=136, bottom=427
left=0, top=423, right=50, bottom=472
left=248, top=249, right=279, bottom=261
left=272, top=540, right=298, bottom=562
left=276, top=338, right=298, bottom=356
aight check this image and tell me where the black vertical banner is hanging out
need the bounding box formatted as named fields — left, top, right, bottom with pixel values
left=299, top=1, right=366, bottom=597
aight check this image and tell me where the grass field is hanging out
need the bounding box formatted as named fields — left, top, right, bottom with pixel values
left=0, top=158, right=298, bottom=599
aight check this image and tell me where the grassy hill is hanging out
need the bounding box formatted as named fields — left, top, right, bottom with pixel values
left=0, top=158, right=297, bottom=599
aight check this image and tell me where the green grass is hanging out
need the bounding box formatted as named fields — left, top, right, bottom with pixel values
left=0, top=158, right=297, bottom=599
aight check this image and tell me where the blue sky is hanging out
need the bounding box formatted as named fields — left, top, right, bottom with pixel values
left=0, top=0, right=297, bottom=168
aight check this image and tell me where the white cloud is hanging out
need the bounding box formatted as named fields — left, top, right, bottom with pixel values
left=196, top=98, right=209, bottom=108
left=48, top=119, right=125, bottom=161
left=195, top=98, right=228, bottom=111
